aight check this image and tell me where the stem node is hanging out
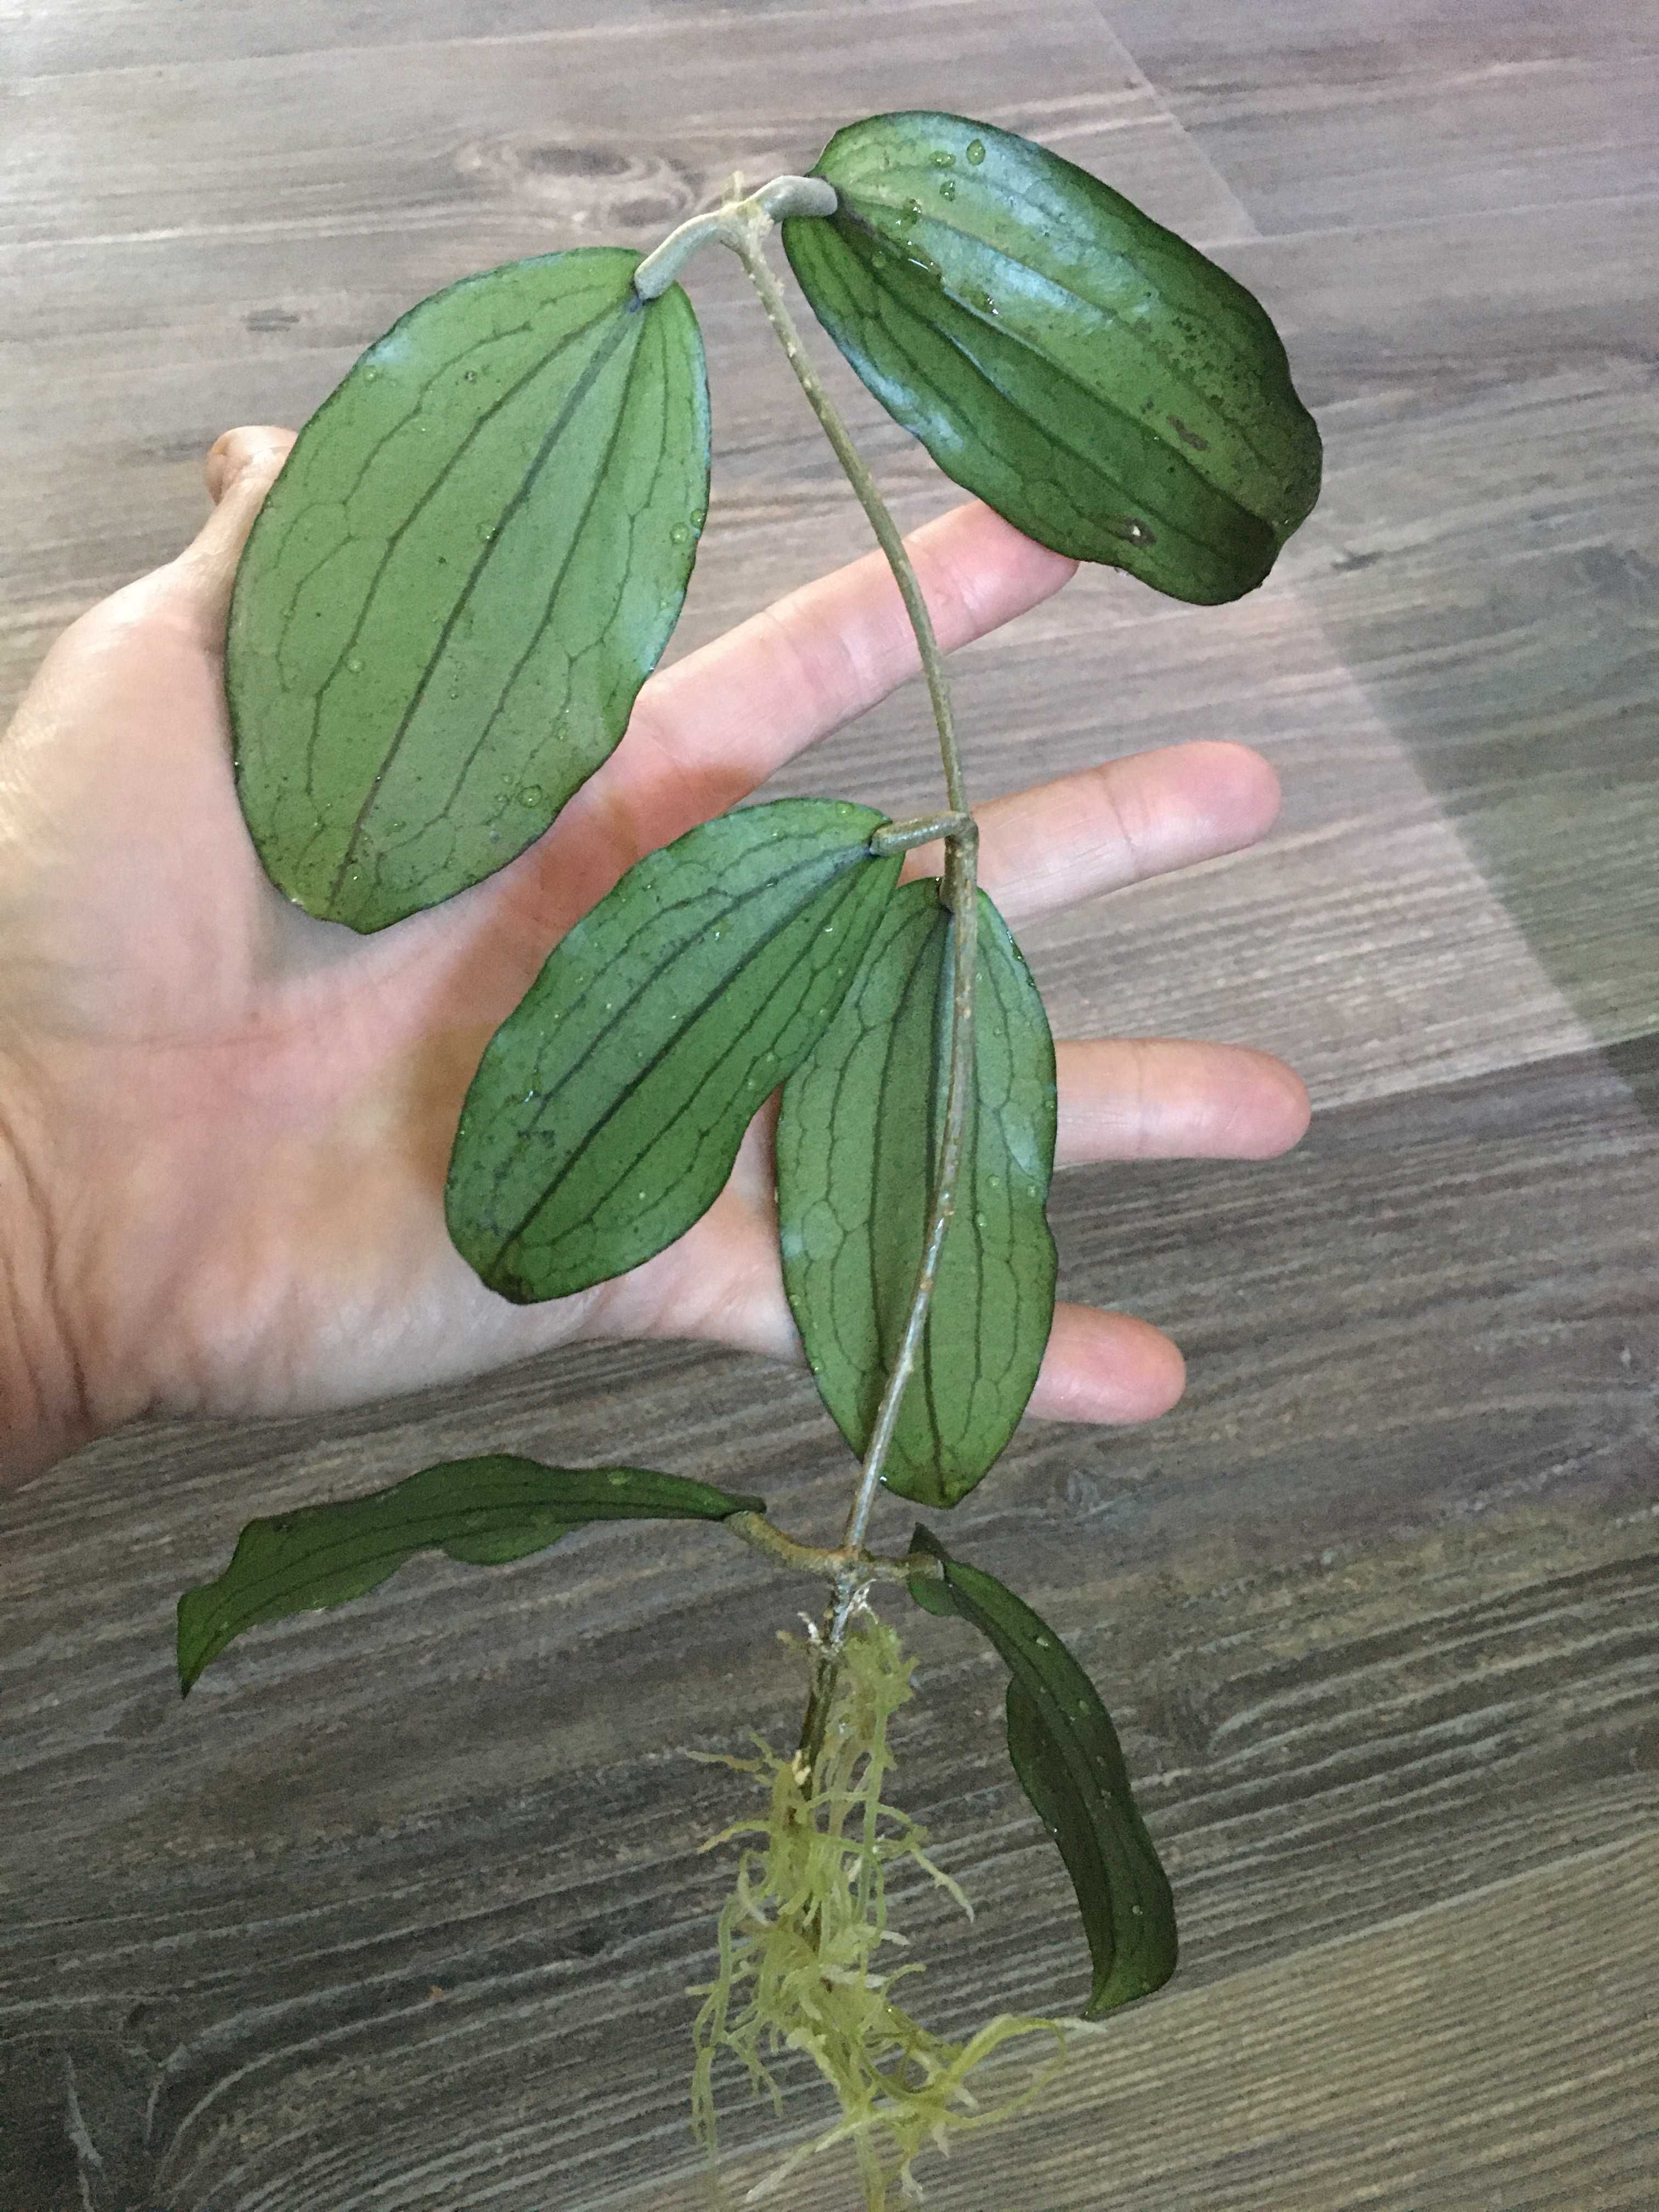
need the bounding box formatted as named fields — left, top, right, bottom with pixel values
left=870, top=810, right=974, bottom=857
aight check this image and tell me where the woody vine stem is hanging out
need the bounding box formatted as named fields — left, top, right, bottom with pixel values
left=637, top=178, right=981, bottom=1767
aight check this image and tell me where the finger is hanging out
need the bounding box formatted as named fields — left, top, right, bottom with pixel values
left=902, top=739, right=1283, bottom=923
left=602, top=500, right=1075, bottom=837
left=165, top=426, right=297, bottom=637
left=1028, top=1302, right=1186, bottom=1424
left=1056, top=1037, right=1310, bottom=1166
left=203, top=425, right=295, bottom=506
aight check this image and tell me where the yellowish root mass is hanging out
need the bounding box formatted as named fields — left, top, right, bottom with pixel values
left=690, top=1606, right=1064, bottom=2208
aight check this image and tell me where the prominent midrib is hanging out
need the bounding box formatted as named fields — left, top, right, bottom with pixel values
left=864, top=900, right=943, bottom=1447
left=325, top=298, right=642, bottom=907
left=826, top=189, right=1297, bottom=493
left=487, top=850, right=877, bottom=1272
left=492, top=834, right=865, bottom=1147
left=432, top=318, right=656, bottom=824
left=278, top=285, right=627, bottom=833
left=811, top=218, right=1280, bottom=551
left=916, top=901, right=962, bottom=1471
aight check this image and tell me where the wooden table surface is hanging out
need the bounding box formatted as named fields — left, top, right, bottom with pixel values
left=3, top=3, right=1657, bottom=2207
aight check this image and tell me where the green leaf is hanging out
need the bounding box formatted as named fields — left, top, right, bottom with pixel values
left=228, top=247, right=710, bottom=931
left=775, top=881, right=1056, bottom=1506
left=784, top=111, right=1321, bottom=605
left=445, top=798, right=902, bottom=1303
left=177, top=1456, right=763, bottom=1694
left=907, top=1527, right=1177, bottom=2015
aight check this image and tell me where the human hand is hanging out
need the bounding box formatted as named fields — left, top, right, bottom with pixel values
left=0, top=427, right=1308, bottom=1487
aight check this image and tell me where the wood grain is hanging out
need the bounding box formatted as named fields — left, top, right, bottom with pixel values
left=3, top=1, right=1657, bottom=2207
left=640, top=1833, right=1659, bottom=2211
left=5, top=1043, right=1656, bottom=2206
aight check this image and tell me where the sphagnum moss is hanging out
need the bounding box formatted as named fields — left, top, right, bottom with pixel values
left=690, top=1606, right=1064, bottom=2207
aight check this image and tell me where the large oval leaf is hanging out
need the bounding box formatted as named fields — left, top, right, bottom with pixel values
left=447, top=798, right=902, bottom=1304
left=177, top=1457, right=764, bottom=1694
left=783, top=112, right=1321, bottom=604
left=775, top=880, right=1057, bottom=1507
left=907, top=1526, right=1178, bottom=2015
left=228, top=247, right=710, bottom=931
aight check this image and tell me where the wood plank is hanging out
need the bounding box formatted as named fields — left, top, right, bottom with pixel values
left=3, top=1043, right=1655, bottom=2205
left=0, top=0, right=1250, bottom=720
left=8, top=265, right=1642, bottom=1113
left=1105, top=0, right=1659, bottom=232
left=4, top=3, right=1657, bottom=2204
left=645, top=1833, right=1659, bottom=2210
left=0, top=3, right=1248, bottom=252
left=1098, top=0, right=1659, bottom=1068
left=9, top=14, right=1654, bottom=1112
left=8, top=0, right=976, bottom=78
left=1253, top=197, right=1659, bottom=1061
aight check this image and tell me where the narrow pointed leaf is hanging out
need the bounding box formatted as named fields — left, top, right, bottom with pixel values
left=776, top=881, right=1056, bottom=1506
left=446, top=799, right=902, bottom=1303
left=907, top=1527, right=1177, bottom=2015
left=177, top=1457, right=764, bottom=1693
left=784, top=111, right=1321, bottom=605
left=228, top=247, right=710, bottom=930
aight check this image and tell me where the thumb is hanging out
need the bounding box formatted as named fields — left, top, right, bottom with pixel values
left=167, top=425, right=297, bottom=636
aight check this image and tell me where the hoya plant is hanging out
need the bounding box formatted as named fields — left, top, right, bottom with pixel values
left=179, top=112, right=1321, bottom=2206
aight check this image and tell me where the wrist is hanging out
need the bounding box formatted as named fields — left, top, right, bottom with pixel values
left=0, top=1080, right=95, bottom=1487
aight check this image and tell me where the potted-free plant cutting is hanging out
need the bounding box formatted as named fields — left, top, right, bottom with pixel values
left=176, top=111, right=1321, bottom=2208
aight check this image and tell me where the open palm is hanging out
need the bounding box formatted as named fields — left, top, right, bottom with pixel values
left=0, top=428, right=1307, bottom=1481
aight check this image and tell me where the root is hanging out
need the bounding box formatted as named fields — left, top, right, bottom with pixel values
left=690, top=1607, right=1064, bottom=2208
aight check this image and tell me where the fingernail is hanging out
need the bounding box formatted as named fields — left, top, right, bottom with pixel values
left=204, top=432, right=241, bottom=504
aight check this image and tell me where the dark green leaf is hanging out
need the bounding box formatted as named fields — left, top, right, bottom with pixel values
left=784, top=111, right=1321, bottom=605
left=907, top=1526, right=1177, bottom=2015
left=177, top=1456, right=763, bottom=1693
left=229, top=247, right=710, bottom=931
left=775, top=881, right=1056, bottom=1506
left=445, top=799, right=902, bottom=1303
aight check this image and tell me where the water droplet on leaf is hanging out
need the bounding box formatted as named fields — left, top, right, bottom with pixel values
left=966, top=138, right=986, bottom=165
left=930, top=149, right=955, bottom=168
left=939, top=178, right=957, bottom=200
